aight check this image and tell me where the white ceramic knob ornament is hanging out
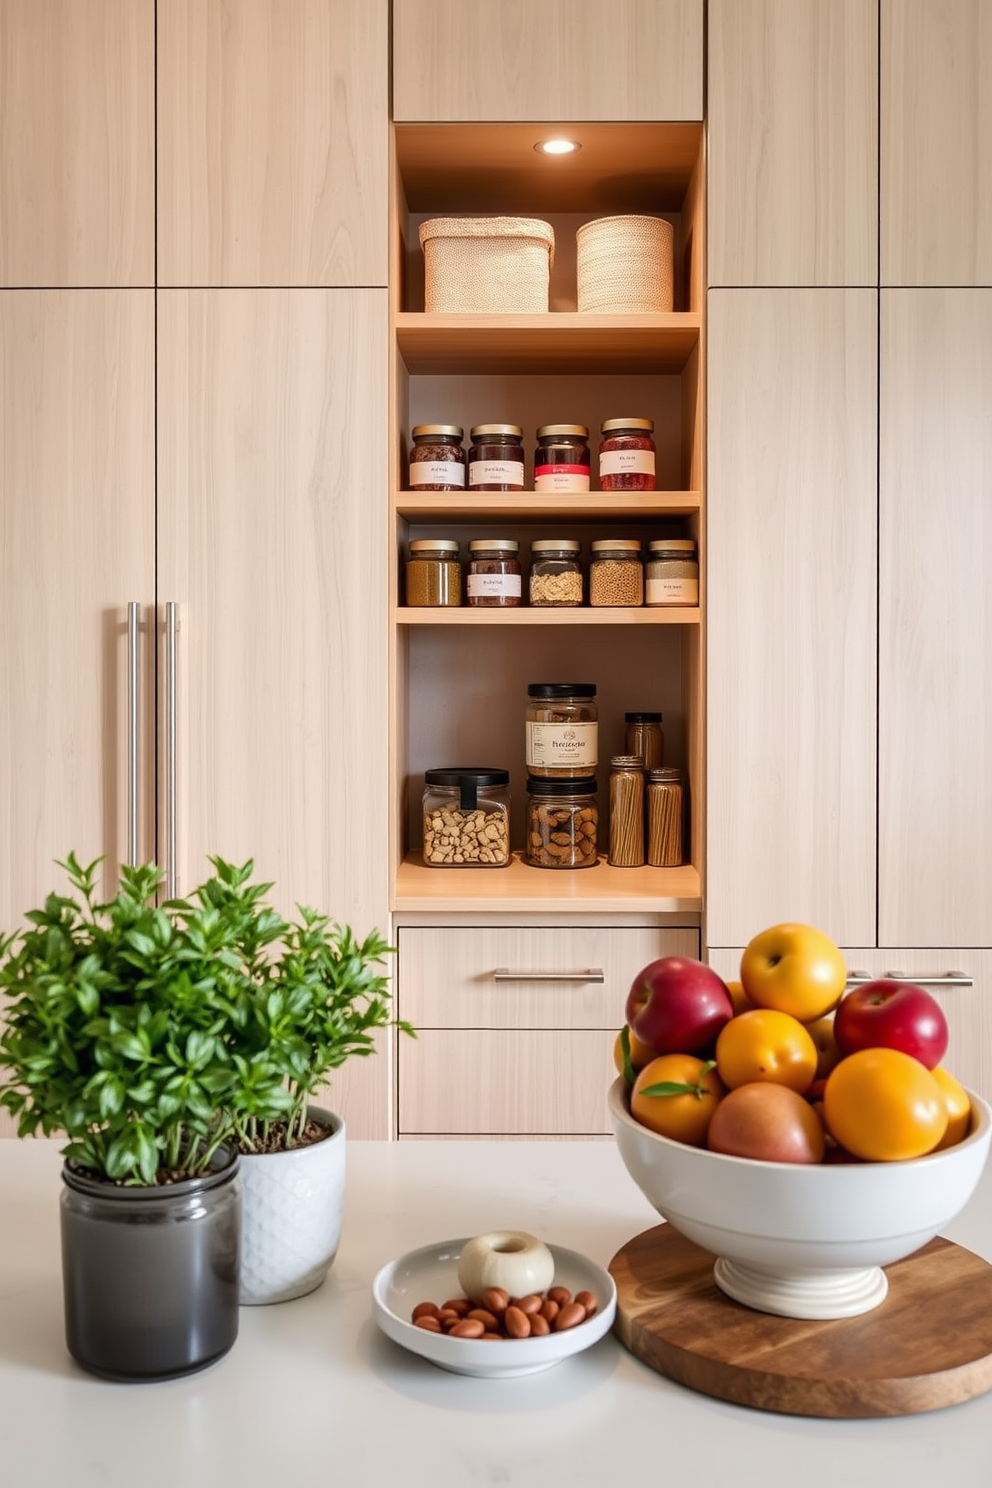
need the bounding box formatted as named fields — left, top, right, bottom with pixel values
left=457, top=1230, right=556, bottom=1303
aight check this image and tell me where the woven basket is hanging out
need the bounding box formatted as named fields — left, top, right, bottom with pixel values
left=419, top=217, right=555, bottom=314
left=576, top=215, right=675, bottom=313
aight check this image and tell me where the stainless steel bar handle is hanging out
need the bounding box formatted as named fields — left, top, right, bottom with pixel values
left=492, top=968, right=606, bottom=984
left=845, top=969, right=973, bottom=989
left=165, top=602, right=179, bottom=900
left=127, top=602, right=140, bottom=867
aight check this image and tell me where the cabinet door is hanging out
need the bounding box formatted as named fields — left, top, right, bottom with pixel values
left=0, top=0, right=154, bottom=287
left=708, top=0, right=877, bottom=287
left=157, top=0, right=388, bottom=287
left=879, top=290, right=992, bottom=946
left=706, top=290, right=877, bottom=948
left=0, top=290, right=155, bottom=927
left=156, top=287, right=390, bottom=1135
left=882, top=0, right=992, bottom=286
left=392, top=0, right=703, bottom=122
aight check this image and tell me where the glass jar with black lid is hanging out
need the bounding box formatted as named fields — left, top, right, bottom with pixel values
left=422, top=768, right=511, bottom=867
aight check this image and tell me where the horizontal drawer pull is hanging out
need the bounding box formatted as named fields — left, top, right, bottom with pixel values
left=491, top=967, right=606, bottom=984
left=846, top=969, right=973, bottom=990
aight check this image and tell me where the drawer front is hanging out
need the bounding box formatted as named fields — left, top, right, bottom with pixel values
left=397, top=925, right=699, bottom=1030
left=398, top=1029, right=617, bottom=1136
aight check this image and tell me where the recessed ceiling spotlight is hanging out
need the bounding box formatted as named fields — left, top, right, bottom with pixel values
left=534, top=138, right=581, bottom=156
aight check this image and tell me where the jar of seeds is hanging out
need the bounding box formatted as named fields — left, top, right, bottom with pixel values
left=467, top=539, right=522, bottom=607
left=422, top=768, right=511, bottom=867
left=589, top=539, right=643, bottom=606
left=405, top=539, right=461, bottom=606
left=408, top=425, right=466, bottom=490
left=645, top=538, right=699, bottom=606
left=525, top=776, right=599, bottom=869
left=529, top=539, right=583, bottom=606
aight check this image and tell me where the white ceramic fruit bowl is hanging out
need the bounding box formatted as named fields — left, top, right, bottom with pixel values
left=609, top=1076, right=992, bottom=1321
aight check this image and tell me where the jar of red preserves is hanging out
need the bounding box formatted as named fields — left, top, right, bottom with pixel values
left=599, top=417, right=656, bottom=491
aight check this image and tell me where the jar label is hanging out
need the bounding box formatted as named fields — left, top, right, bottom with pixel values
left=534, top=464, right=591, bottom=493
left=526, top=721, right=598, bottom=771
left=409, top=461, right=466, bottom=487
left=467, top=573, right=523, bottom=598
left=469, top=459, right=525, bottom=487
left=599, top=449, right=655, bottom=476
left=646, top=575, right=699, bottom=605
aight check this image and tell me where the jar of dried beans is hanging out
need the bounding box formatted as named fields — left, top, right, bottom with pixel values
left=422, top=768, right=511, bottom=867
left=468, top=424, right=526, bottom=492
left=645, top=538, right=699, bottom=606
left=533, top=425, right=590, bottom=494
left=467, top=539, right=522, bottom=607
left=525, top=683, right=597, bottom=778
left=599, top=418, right=656, bottom=491
left=529, top=539, right=583, bottom=607
left=408, top=425, right=466, bottom=490
left=405, top=539, right=461, bottom=606
left=589, top=540, right=643, bottom=606
left=525, top=776, right=599, bottom=869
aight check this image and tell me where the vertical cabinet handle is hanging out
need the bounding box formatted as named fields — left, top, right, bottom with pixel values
left=165, top=602, right=179, bottom=900
left=127, top=602, right=141, bottom=867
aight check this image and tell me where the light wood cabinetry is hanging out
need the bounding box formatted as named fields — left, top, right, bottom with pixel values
left=392, top=0, right=703, bottom=123
left=707, top=0, right=877, bottom=287
left=705, top=289, right=878, bottom=949
left=0, top=0, right=154, bottom=287
left=397, top=925, right=698, bottom=1135
left=879, top=289, right=992, bottom=946
left=881, top=0, right=992, bottom=286
left=156, top=0, right=388, bottom=287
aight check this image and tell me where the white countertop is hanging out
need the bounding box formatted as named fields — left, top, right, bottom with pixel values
left=1, top=1136, right=991, bottom=1488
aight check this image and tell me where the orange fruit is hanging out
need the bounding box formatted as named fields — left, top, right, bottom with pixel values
left=931, top=1065, right=972, bottom=1149
left=630, top=1054, right=726, bottom=1147
left=823, top=1047, right=947, bottom=1161
left=714, top=1007, right=819, bottom=1094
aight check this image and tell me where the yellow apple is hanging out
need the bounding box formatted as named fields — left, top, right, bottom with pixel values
left=739, top=922, right=846, bottom=1023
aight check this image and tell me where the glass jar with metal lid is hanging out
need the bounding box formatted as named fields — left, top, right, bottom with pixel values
left=468, top=424, right=526, bottom=491
left=624, top=711, right=664, bottom=771
left=422, top=768, right=511, bottom=867
left=405, top=539, right=461, bottom=607
left=608, top=754, right=645, bottom=868
left=599, top=417, right=656, bottom=491
left=645, top=538, right=699, bottom=606
left=525, top=683, right=597, bottom=777
left=646, top=767, right=684, bottom=866
left=533, top=425, right=590, bottom=494
left=529, top=539, right=583, bottom=606
left=589, top=539, right=643, bottom=606
left=466, top=539, right=522, bottom=607
left=525, top=776, right=599, bottom=869
left=408, top=425, right=466, bottom=490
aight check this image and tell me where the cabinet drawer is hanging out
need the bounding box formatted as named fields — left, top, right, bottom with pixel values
left=397, top=926, right=699, bottom=1030
left=398, top=1029, right=616, bottom=1136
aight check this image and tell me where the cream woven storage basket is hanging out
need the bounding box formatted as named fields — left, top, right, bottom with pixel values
left=576, top=215, right=675, bottom=313
left=419, top=216, right=555, bottom=314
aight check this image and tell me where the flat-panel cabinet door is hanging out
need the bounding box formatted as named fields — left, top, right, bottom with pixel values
left=882, top=0, right=992, bottom=286
left=157, top=0, right=388, bottom=287
left=708, top=0, right=877, bottom=287
left=879, top=290, right=992, bottom=946
left=0, top=0, right=154, bottom=287
left=0, top=289, right=155, bottom=928
left=392, top=0, right=703, bottom=122
left=706, top=289, right=877, bottom=949
left=156, top=287, right=390, bottom=1135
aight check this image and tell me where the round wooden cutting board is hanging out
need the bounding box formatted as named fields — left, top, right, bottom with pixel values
left=609, top=1225, right=992, bottom=1417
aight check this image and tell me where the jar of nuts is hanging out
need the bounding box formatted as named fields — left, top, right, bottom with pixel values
left=529, top=539, right=583, bottom=606
left=422, top=768, right=511, bottom=867
left=589, top=540, right=643, bottom=606
left=525, top=776, right=599, bottom=869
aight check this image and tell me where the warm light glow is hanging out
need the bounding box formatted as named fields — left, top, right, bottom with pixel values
left=534, top=138, right=581, bottom=156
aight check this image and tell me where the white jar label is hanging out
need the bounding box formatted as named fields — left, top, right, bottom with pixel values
left=469, top=459, right=525, bottom=487
left=599, top=449, right=655, bottom=477
left=534, top=464, right=591, bottom=493
left=646, top=575, right=699, bottom=605
left=526, top=721, right=598, bottom=771
left=467, top=573, right=522, bottom=598
left=409, top=461, right=466, bottom=487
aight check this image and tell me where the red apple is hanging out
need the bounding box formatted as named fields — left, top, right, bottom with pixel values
left=833, top=979, right=949, bottom=1069
left=625, top=956, right=734, bottom=1056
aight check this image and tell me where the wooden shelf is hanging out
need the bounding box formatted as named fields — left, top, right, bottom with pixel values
left=394, top=606, right=700, bottom=626
left=395, top=490, right=701, bottom=521
left=395, top=312, right=700, bottom=374
left=394, top=853, right=701, bottom=915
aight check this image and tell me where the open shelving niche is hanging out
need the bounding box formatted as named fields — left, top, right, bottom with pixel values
left=389, top=122, right=705, bottom=918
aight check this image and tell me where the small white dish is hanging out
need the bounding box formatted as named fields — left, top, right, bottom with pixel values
left=371, top=1237, right=617, bottom=1378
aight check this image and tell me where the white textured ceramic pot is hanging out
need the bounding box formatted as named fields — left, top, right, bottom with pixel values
left=238, top=1106, right=345, bottom=1306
